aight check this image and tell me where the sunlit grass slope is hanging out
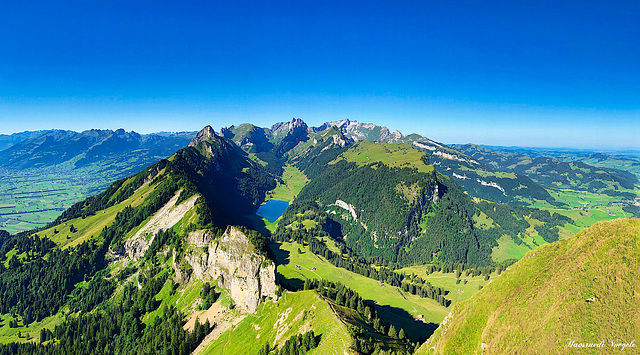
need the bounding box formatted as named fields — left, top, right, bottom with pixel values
left=201, top=290, right=352, bottom=355
left=272, top=241, right=449, bottom=338
left=332, top=141, right=434, bottom=173
left=33, top=179, right=154, bottom=249
left=419, top=218, right=640, bottom=354
left=266, top=165, right=309, bottom=202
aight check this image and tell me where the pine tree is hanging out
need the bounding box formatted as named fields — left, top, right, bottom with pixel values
left=388, top=324, right=397, bottom=338
left=258, top=342, right=270, bottom=355
left=398, top=328, right=406, bottom=340
left=309, top=330, right=317, bottom=348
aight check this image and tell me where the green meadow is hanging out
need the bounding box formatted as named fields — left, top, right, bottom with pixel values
left=271, top=241, right=450, bottom=330
left=332, top=141, right=434, bottom=174
left=395, top=267, right=493, bottom=304
left=0, top=312, right=63, bottom=345
left=266, top=165, right=309, bottom=202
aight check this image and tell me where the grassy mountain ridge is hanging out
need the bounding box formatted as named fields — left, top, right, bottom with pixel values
left=310, top=120, right=557, bottom=206
left=419, top=218, right=640, bottom=354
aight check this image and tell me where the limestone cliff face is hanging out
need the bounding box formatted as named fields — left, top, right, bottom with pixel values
left=121, top=191, right=198, bottom=260
left=176, top=226, right=277, bottom=313
left=188, top=125, right=217, bottom=147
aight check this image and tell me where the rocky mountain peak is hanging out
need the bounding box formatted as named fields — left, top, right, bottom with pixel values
left=188, top=125, right=217, bottom=147
left=271, top=118, right=308, bottom=134
left=219, top=126, right=234, bottom=139
left=289, top=117, right=306, bottom=128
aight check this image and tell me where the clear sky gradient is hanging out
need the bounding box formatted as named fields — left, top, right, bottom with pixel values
left=0, top=1, right=638, bottom=148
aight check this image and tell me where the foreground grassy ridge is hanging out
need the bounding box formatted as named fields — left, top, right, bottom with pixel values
left=332, top=141, right=434, bottom=174
left=202, top=290, right=352, bottom=355
left=272, top=241, right=449, bottom=333
left=420, top=218, right=640, bottom=355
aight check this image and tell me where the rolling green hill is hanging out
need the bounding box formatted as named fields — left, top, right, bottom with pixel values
left=453, top=143, right=639, bottom=199
left=200, top=290, right=352, bottom=355
left=418, top=218, right=640, bottom=354
left=483, top=146, right=640, bottom=179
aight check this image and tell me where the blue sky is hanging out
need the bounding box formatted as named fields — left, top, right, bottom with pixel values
left=0, top=1, right=638, bottom=148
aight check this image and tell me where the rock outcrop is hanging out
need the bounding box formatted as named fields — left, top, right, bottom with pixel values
left=188, top=125, right=217, bottom=147
left=322, top=118, right=404, bottom=143
left=176, top=226, right=278, bottom=313
left=122, top=191, right=198, bottom=260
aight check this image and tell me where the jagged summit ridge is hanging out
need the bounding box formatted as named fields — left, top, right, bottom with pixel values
left=271, top=117, right=308, bottom=132
left=321, top=118, right=404, bottom=143
left=188, top=125, right=217, bottom=147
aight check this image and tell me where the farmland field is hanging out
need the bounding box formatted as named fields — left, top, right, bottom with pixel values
left=0, top=168, right=114, bottom=234
left=0, top=161, right=154, bottom=234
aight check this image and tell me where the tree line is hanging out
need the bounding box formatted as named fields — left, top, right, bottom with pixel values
left=0, top=268, right=212, bottom=355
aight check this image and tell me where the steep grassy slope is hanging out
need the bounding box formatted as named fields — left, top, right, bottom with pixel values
left=419, top=218, right=640, bottom=354
left=35, top=181, right=155, bottom=249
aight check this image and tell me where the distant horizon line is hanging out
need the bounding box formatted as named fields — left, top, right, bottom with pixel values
left=1, top=121, right=638, bottom=153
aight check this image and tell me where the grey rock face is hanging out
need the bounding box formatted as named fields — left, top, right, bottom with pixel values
left=178, top=226, right=278, bottom=313
left=188, top=125, right=217, bottom=147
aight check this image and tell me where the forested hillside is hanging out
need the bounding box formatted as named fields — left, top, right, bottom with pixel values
left=268, top=136, right=573, bottom=268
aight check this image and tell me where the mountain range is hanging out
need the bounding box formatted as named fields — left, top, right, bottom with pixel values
left=0, top=119, right=638, bottom=354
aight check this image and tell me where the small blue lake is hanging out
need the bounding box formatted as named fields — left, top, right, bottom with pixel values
left=257, top=199, right=289, bottom=223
